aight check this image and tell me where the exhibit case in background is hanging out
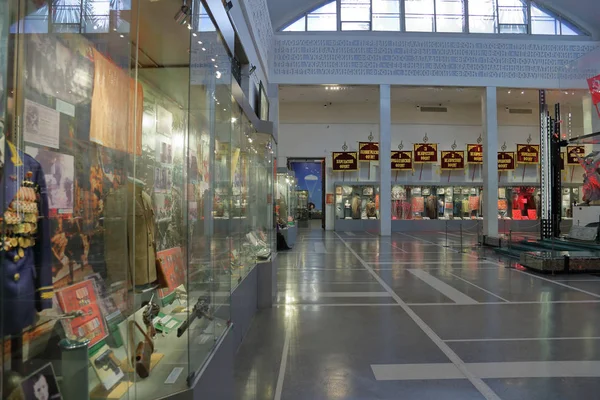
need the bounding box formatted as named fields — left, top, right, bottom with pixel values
left=0, top=0, right=274, bottom=399
left=334, top=183, right=380, bottom=231
left=276, top=168, right=297, bottom=248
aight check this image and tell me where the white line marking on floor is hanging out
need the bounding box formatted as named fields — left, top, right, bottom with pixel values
left=444, top=336, right=600, bottom=343
left=509, top=267, right=600, bottom=299
left=314, top=241, right=327, bottom=253
left=274, top=325, right=291, bottom=400
left=372, top=363, right=463, bottom=380
left=371, top=361, right=600, bottom=380
left=275, top=303, right=402, bottom=307
left=398, top=232, right=481, bottom=260
left=369, top=261, right=497, bottom=265
left=344, top=232, right=356, bottom=236
left=278, top=291, right=392, bottom=298
left=408, top=269, right=479, bottom=305
left=448, top=273, right=509, bottom=302
left=334, top=232, right=501, bottom=400
left=407, top=300, right=600, bottom=306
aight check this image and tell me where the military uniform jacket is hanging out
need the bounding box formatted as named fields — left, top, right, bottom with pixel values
left=104, top=182, right=157, bottom=287
left=0, top=142, right=52, bottom=336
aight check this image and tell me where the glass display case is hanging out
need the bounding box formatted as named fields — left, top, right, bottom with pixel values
left=334, top=183, right=380, bottom=231
left=276, top=169, right=297, bottom=249
left=276, top=170, right=297, bottom=228
left=497, top=186, right=541, bottom=220
left=560, top=185, right=582, bottom=219
left=296, top=189, right=310, bottom=228
left=0, top=1, right=272, bottom=399
left=391, top=185, right=483, bottom=220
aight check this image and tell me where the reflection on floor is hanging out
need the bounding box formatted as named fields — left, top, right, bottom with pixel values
left=234, top=228, right=600, bottom=400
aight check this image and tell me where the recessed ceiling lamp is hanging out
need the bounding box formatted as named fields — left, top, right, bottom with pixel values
left=508, top=90, right=511, bottom=94
left=521, top=91, right=525, bottom=95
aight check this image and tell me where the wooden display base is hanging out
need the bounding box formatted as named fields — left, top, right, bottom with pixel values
left=90, top=381, right=133, bottom=399
left=120, top=353, right=165, bottom=375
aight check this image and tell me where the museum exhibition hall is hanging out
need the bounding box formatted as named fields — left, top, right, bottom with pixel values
left=1, top=0, right=600, bottom=399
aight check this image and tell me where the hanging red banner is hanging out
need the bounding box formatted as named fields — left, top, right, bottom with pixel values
left=566, top=145, right=586, bottom=165
left=332, top=152, right=358, bottom=171
left=467, top=144, right=483, bottom=164
left=358, top=142, right=379, bottom=161
left=391, top=151, right=413, bottom=170
left=440, top=151, right=465, bottom=170
left=586, top=75, right=600, bottom=118
left=498, top=152, right=516, bottom=171
left=516, top=144, right=540, bottom=164
left=413, top=143, right=438, bottom=163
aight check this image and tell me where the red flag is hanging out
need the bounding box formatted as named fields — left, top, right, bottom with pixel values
left=587, top=75, right=600, bottom=105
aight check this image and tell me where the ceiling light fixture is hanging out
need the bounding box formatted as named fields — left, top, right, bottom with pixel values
left=174, top=0, right=191, bottom=25
left=192, top=33, right=197, bottom=37
left=508, top=90, right=511, bottom=94
left=521, top=91, right=525, bottom=95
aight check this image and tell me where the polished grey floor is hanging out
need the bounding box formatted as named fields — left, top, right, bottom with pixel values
left=234, top=228, right=600, bottom=400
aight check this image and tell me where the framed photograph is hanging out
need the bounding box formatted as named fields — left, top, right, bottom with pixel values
left=20, top=363, right=62, bottom=400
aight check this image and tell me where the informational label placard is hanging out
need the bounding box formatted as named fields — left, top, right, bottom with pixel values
left=498, top=152, right=516, bottom=171
left=561, top=152, right=565, bottom=171
left=24, top=99, right=60, bottom=149
left=440, top=151, right=465, bottom=170
left=566, top=145, right=585, bottom=165
left=413, top=143, right=438, bottom=163
left=359, top=142, right=379, bottom=161
left=391, top=151, right=413, bottom=170
left=332, top=152, right=358, bottom=171
left=516, top=144, right=540, bottom=164
left=467, top=144, right=483, bottom=164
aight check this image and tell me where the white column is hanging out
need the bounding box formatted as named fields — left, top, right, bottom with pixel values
left=482, top=87, right=499, bottom=238
left=379, top=85, right=392, bottom=236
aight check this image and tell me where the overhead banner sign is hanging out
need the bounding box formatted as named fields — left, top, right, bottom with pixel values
left=498, top=152, right=516, bottom=171
left=566, top=145, right=585, bottom=165
left=441, top=151, right=465, bottom=170
left=391, top=151, right=413, bottom=170
left=358, top=142, right=379, bottom=161
left=332, top=151, right=358, bottom=172
left=413, top=143, right=438, bottom=163
left=516, top=144, right=540, bottom=164
left=467, top=144, right=483, bottom=164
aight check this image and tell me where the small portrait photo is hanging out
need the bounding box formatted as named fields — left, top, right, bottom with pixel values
left=26, top=105, right=40, bottom=135
left=20, top=363, right=62, bottom=400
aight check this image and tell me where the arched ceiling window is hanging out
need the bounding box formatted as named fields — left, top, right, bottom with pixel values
left=282, top=0, right=587, bottom=36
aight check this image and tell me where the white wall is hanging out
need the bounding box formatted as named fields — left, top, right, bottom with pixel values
left=279, top=102, right=587, bottom=186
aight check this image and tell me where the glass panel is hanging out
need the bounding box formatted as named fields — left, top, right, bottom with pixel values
left=561, top=21, right=580, bottom=36
left=405, top=0, right=435, bottom=14
left=283, top=16, right=306, bottom=31
left=341, top=21, right=371, bottom=30
left=436, top=15, right=463, bottom=32
left=436, top=0, right=464, bottom=32
left=499, top=23, right=527, bottom=33
left=468, top=0, right=497, bottom=33
left=469, top=16, right=496, bottom=33
left=1, top=0, right=234, bottom=398
left=373, top=14, right=401, bottom=31
left=531, top=4, right=559, bottom=35
left=307, top=14, right=337, bottom=31
left=405, top=14, right=435, bottom=32
left=341, top=0, right=371, bottom=22
left=373, top=0, right=400, bottom=14
left=313, top=2, right=337, bottom=14
left=498, top=0, right=527, bottom=25
left=405, top=0, right=434, bottom=32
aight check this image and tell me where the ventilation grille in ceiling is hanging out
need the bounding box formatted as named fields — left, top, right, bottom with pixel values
left=419, top=106, right=448, bottom=113
left=509, top=108, right=533, bottom=115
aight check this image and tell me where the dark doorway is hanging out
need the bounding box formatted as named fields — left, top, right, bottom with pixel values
left=287, top=158, right=326, bottom=230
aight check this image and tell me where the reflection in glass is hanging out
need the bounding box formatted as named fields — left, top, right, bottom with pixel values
left=435, top=0, right=464, bottom=32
